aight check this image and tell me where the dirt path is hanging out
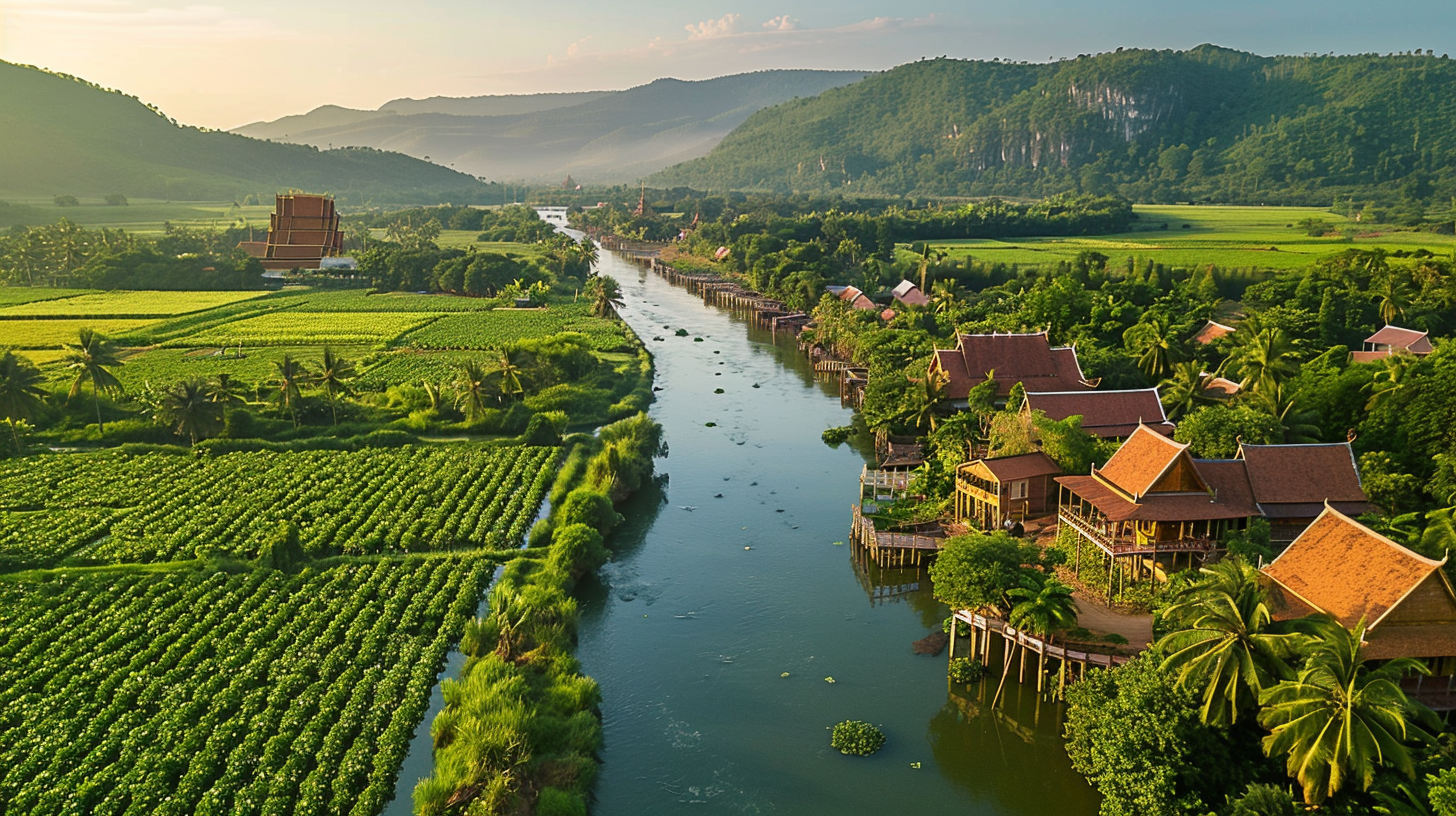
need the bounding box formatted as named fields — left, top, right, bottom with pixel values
left=1074, top=595, right=1154, bottom=648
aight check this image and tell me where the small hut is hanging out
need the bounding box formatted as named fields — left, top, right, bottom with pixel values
left=954, top=451, right=1062, bottom=529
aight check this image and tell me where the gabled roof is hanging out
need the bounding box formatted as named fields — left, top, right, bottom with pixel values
left=891, top=280, right=930, bottom=308
left=1095, top=424, right=1199, bottom=499
left=1023, top=388, right=1174, bottom=438
left=1236, top=442, right=1370, bottom=510
left=1055, top=459, right=1257, bottom=522
left=1365, top=325, right=1433, bottom=353
left=968, top=451, right=1062, bottom=483
left=931, top=332, right=1090, bottom=399
left=1192, top=320, right=1236, bottom=345
left=1263, top=506, right=1450, bottom=630
left=838, top=286, right=876, bottom=310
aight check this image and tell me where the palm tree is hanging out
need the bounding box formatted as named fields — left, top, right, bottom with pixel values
left=588, top=275, right=625, bottom=318
left=1160, top=362, right=1219, bottom=420
left=1007, top=577, right=1079, bottom=639
left=63, top=328, right=123, bottom=436
left=1156, top=559, right=1309, bottom=726
left=457, top=360, right=490, bottom=421
left=209, top=373, right=246, bottom=407
left=1231, top=326, right=1299, bottom=394
left=1124, top=313, right=1185, bottom=380
left=930, top=280, right=962, bottom=315
left=1259, top=617, right=1437, bottom=806
left=573, top=239, right=599, bottom=273
left=1364, top=353, right=1416, bottom=411
left=898, top=367, right=948, bottom=434
left=314, top=347, right=356, bottom=424
left=0, top=351, right=47, bottom=453
left=1372, top=271, right=1414, bottom=325
left=271, top=355, right=307, bottom=427
left=1247, top=382, right=1321, bottom=444
left=493, top=350, right=529, bottom=403
left=158, top=378, right=225, bottom=445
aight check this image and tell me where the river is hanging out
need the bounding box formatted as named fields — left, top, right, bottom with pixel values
left=574, top=249, right=1101, bottom=815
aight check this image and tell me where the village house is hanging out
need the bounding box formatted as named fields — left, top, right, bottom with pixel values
left=1351, top=325, right=1435, bottom=363
left=929, top=331, right=1092, bottom=406
left=1236, top=441, right=1373, bottom=542
left=953, top=451, right=1062, bottom=530
left=1192, top=320, right=1237, bottom=345
left=1262, top=506, right=1456, bottom=709
left=1022, top=387, right=1175, bottom=440
left=238, top=193, right=345, bottom=271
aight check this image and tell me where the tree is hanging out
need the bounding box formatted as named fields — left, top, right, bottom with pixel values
left=1231, top=327, right=1299, bottom=394
left=587, top=275, right=624, bottom=318
left=1246, top=382, right=1321, bottom=444
left=1173, top=404, right=1283, bottom=458
left=271, top=355, right=307, bottom=427
left=1124, top=313, right=1185, bottom=380
left=314, top=347, right=356, bottom=424
left=492, top=349, right=529, bottom=403
left=1156, top=559, right=1308, bottom=726
left=157, top=378, right=225, bottom=445
left=0, top=351, right=46, bottom=453
left=1373, top=271, right=1415, bottom=325
left=457, top=360, right=490, bottom=422
left=1007, top=575, right=1078, bottom=639
left=1161, top=362, right=1220, bottom=420
left=928, top=531, right=1045, bottom=615
left=63, top=328, right=123, bottom=436
left=1259, top=617, right=1437, bottom=806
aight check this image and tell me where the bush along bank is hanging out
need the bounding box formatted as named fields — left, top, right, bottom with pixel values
left=413, top=411, right=667, bottom=816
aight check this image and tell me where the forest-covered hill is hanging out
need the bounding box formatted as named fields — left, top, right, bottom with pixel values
left=231, top=71, right=867, bottom=185
left=0, top=61, right=498, bottom=205
left=651, top=46, right=1456, bottom=208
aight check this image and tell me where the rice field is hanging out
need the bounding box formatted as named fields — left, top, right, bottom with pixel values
left=0, top=319, right=161, bottom=349
left=177, top=311, right=437, bottom=347
left=0, top=290, right=268, bottom=319
left=0, top=288, right=94, bottom=307
left=114, top=344, right=373, bottom=390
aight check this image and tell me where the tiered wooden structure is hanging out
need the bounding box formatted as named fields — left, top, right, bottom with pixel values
left=243, top=194, right=344, bottom=271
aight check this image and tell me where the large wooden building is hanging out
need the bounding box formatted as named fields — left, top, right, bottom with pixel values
left=929, top=331, right=1092, bottom=404
left=1022, top=387, right=1175, bottom=440
left=954, top=451, right=1062, bottom=529
left=1263, top=506, right=1456, bottom=706
left=239, top=194, right=345, bottom=271
left=1236, top=441, right=1373, bottom=542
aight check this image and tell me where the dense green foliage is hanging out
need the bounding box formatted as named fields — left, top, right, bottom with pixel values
left=0, top=220, right=268, bottom=289
left=0, top=60, right=497, bottom=203
left=654, top=46, right=1456, bottom=209
left=0, top=556, right=493, bottom=814
left=830, top=720, right=886, bottom=756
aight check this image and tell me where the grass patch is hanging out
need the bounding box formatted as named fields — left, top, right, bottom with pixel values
left=0, top=290, right=268, bottom=319
left=0, top=318, right=161, bottom=349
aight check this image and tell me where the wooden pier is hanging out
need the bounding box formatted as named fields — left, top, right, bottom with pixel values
left=850, top=505, right=943, bottom=568
left=950, top=609, right=1135, bottom=698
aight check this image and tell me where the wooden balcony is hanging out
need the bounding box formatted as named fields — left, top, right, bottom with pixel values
left=1059, top=507, right=1218, bottom=556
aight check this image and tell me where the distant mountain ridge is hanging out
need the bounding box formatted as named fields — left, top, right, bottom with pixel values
left=650, top=46, right=1456, bottom=206
left=0, top=61, right=496, bottom=205
left=232, top=70, right=867, bottom=184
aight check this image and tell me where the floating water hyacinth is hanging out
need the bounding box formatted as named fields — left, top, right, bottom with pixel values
left=824, top=677, right=836, bottom=683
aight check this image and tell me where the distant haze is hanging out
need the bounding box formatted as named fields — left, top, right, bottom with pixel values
left=232, top=71, right=867, bottom=184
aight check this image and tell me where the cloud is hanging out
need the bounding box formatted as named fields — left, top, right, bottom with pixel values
left=762, top=15, right=796, bottom=32
left=566, top=35, right=593, bottom=58
left=685, top=13, right=741, bottom=40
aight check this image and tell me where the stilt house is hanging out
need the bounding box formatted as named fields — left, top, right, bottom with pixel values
left=954, top=451, right=1062, bottom=529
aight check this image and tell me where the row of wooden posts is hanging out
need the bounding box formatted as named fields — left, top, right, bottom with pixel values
left=950, top=610, right=1133, bottom=701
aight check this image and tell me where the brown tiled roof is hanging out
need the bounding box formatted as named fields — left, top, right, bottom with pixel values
left=1262, top=507, right=1447, bottom=630
left=1024, top=388, right=1173, bottom=438
left=932, top=332, right=1090, bottom=399
left=1366, top=325, right=1432, bottom=352
left=1095, top=425, right=1191, bottom=498
left=1350, top=351, right=1393, bottom=364
left=1237, top=443, right=1369, bottom=507
left=891, top=280, right=929, bottom=308
left=976, top=451, right=1062, bottom=482
left=1362, top=625, right=1456, bottom=660
left=1202, top=374, right=1241, bottom=397
left=932, top=349, right=972, bottom=399
left=1260, top=501, right=1375, bottom=519
left=1055, top=464, right=1257, bottom=522
left=1192, top=321, right=1236, bottom=344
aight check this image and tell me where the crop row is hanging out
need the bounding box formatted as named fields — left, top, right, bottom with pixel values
left=174, top=312, right=438, bottom=348
left=0, top=556, right=491, bottom=816
left=0, top=508, right=117, bottom=571
left=0, top=290, right=267, bottom=319
left=0, top=446, right=558, bottom=567
left=399, top=304, right=631, bottom=352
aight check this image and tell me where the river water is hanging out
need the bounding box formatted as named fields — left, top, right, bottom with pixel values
left=574, top=250, right=1101, bottom=815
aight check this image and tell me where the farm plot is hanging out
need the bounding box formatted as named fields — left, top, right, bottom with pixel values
left=400, top=304, right=631, bottom=352
left=353, top=349, right=485, bottom=390
left=0, top=556, right=490, bottom=816
left=0, top=318, right=161, bottom=349
left=0, top=446, right=558, bottom=567
left=0, top=290, right=268, bottom=319
left=0, top=288, right=94, bottom=307
left=289, top=291, right=500, bottom=313
left=177, top=311, right=436, bottom=348
left=115, top=345, right=372, bottom=391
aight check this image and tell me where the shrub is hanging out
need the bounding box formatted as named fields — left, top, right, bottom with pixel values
left=521, top=414, right=562, bottom=446
left=831, top=720, right=886, bottom=756
left=948, top=658, right=985, bottom=684
left=558, top=488, right=621, bottom=535
left=548, top=523, right=608, bottom=579
left=535, top=786, right=587, bottom=816
left=821, top=426, right=853, bottom=445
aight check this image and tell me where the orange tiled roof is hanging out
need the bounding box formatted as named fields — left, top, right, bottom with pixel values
left=974, top=451, right=1062, bottom=482
left=1262, top=506, right=1448, bottom=630
left=1192, top=320, right=1236, bottom=345
left=1095, top=424, right=1192, bottom=498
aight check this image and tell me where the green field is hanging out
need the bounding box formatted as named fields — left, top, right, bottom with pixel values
left=0, top=199, right=277, bottom=233
left=400, top=304, right=632, bottom=351
left=0, top=318, right=161, bottom=349
left=0, top=290, right=269, bottom=319
left=918, top=205, right=1456, bottom=270
left=113, top=344, right=371, bottom=391
left=177, top=311, right=437, bottom=348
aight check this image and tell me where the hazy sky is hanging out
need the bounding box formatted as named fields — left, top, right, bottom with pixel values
left=2, top=1, right=1451, bottom=130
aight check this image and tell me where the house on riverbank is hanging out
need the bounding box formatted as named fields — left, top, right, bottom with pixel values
left=929, top=331, right=1093, bottom=406
left=954, top=451, right=1062, bottom=530
left=1236, top=441, right=1373, bottom=542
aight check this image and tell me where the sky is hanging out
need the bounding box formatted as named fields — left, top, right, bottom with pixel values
left=2, top=0, right=1452, bottom=130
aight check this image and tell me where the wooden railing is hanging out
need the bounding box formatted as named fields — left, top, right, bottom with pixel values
left=1058, top=507, right=1218, bottom=556
left=955, top=610, right=1135, bottom=668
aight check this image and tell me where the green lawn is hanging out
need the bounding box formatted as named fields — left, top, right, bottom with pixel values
left=918, top=204, right=1456, bottom=271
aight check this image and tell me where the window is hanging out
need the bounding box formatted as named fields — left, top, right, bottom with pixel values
left=1008, top=480, right=1028, bottom=500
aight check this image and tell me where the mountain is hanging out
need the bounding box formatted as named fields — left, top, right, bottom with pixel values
left=0, top=61, right=497, bottom=205
left=650, top=47, right=1456, bottom=206
left=231, top=70, right=867, bottom=184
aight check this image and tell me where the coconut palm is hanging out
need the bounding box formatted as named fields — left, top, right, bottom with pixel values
left=587, top=275, right=625, bottom=318
left=158, top=378, right=225, bottom=445
left=493, top=349, right=529, bottom=402
left=573, top=239, right=599, bottom=273
left=1247, top=382, right=1321, bottom=444
left=210, top=373, right=246, bottom=407
left=63, top=328, right=123, bottom=436
left=931, top=280, right=962, bottom=315
left=314, top=347, right=356, bottom=424
left=1259, top=617, right=1437, bottom=806
left=1123, top=313, right=1185, bottom=380
left=1160, top=362, right=1220, bottom=420
left=1231, top=326, right=1299, bottom=394
left=1372, top=271, right=1414, bottom=325
left=898, top=367, right=948, bottom=434
left=0, top=350, right=47, bottom=453
left=457, top=360, right=490, bottom=421
left=1364, top=352, right=1416, bottom=411
left=1007, top=577, right=1079, bottom=639
left=271, top=355, right=307, bottom=427
left=1156, top=559, right=1309, bottom=726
